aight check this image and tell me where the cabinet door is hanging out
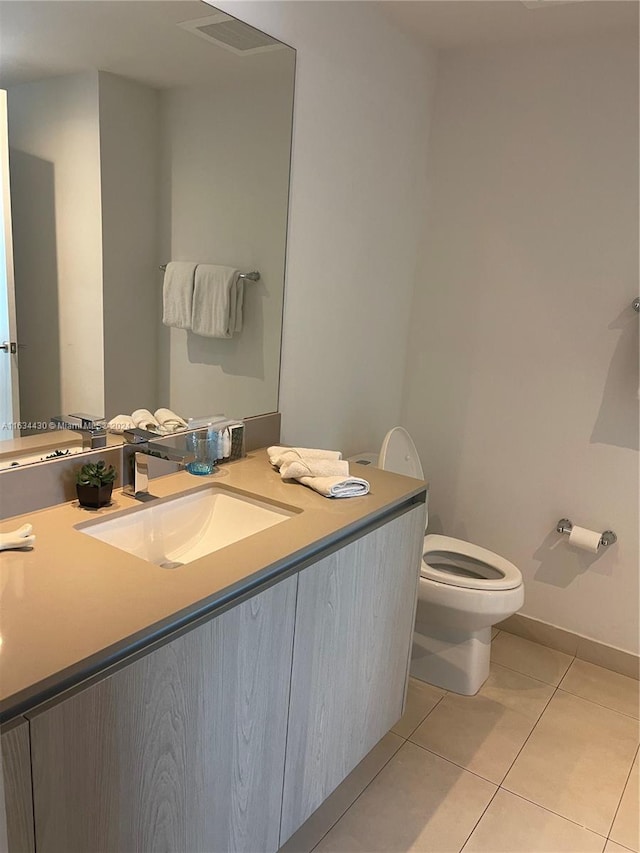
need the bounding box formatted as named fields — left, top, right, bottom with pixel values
left=1, top=718, right=35, bottom=853
left=280, top=504, right=425, bottom=843
left=30, top=575, right=297, bottom=853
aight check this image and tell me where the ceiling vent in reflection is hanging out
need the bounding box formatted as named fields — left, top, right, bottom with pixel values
left=177, top=12, right=284, bottom=56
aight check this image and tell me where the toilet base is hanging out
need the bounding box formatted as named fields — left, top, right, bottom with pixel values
left=410, top=625, right=491, bottom=696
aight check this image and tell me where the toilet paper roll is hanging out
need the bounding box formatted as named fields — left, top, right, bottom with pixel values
left=568, top=525, right=601, bottom=554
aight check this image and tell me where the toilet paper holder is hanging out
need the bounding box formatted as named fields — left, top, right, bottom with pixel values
left=556, top=519, right=617, bottom=547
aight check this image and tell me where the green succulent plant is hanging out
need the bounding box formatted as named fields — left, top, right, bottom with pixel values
left=76, top=460, right=117, bottom=487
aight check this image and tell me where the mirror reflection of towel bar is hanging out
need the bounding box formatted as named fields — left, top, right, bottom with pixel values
left=159, top=264, right=260, bottom=282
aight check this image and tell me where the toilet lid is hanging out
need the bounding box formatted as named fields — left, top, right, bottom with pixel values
left=378, top=427, right=424, bottom=479
left=421, top=534, right=522, bottom=591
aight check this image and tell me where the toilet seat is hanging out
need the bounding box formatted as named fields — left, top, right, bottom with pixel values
left=378, top=426, right=522, bottom=593
left=378, top=427, right=424, bottom=479
left=378, top=426, right=524, bottom=694
left=422, top=534, right=522, bottom=591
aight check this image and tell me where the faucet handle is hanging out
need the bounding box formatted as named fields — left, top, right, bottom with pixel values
left=69, top=412, right=106, bottom=430
left=52, top=414, right=81, bottom=430
left=53, top=413, right=105, bottom=432
left=123, top=428, right=158, bottom=444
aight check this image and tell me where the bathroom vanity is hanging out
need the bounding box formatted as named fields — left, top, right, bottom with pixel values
left=0, top=451, right=426, bottom=853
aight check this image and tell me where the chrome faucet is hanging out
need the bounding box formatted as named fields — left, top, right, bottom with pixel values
left=51, top=413, right=107, bottom=450
left=122, top=428, right=197, bottom=501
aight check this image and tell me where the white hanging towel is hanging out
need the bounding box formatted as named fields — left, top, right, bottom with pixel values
left=162, top=262, right=197, bottom=329
left=191, top=265, right=244, bottom=338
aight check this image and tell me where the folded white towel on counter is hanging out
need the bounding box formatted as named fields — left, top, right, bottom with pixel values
left=154, top=408, right=188, bottom=433
left=131, top=408, right=161, bottom=431
left=280, top=458, right=349, bottom=480
left=162, top=262, right=197, bottom=330
left=106, top=414, right=136, bottom=434
left=267, top=446, right=343, bottom=467
left=267, top=445, right=369, bottom=498
left=191, top=265, right=244, bottom=338
left=298, top=476, right=370, bottom=499
left=0, top=523, right=35, bottom=551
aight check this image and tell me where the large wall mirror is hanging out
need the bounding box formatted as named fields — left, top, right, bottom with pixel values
left=0, top=0, right=294, bottom=465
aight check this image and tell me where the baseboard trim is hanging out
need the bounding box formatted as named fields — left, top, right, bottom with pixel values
left=498, top=613, right=639, bottom=681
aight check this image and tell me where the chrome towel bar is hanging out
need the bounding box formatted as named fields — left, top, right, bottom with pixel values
left=159, top=264, right=260, bottom=282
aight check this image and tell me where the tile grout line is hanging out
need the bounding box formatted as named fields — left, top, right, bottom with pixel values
left=488, top=657, right=574, bottom=689
left=407, top=676, right=559, bottom=787
left=498, top=632, right=640, bottom=684
left=497, top=629, right=578, bottom=657
left=309, top=691, right=448, bottom=852
left=554, top=686, right=640, bottom=722
left=397, top=691, right=448, bottom=740
left=604, top=742, right=639, bottom=842
left=557, top=656, right=575, bottom=690
left=407, top=738, right=506, bottom=787
left=311, top=664, right=637, bottom=853
left=408, top=672, right=560, bottom=789
left=498, top=680, right=559, bottom=784
left=492, top=657, right=640, bottom=720
left=498, top=687, right=638, bottom=841
left=606, top=839, right=639, bottom=853
left=458, top=785, right=501, bottom=853
left=493, top=786, right=610, bottom=841
left=307, top=734, right=407, bottom=853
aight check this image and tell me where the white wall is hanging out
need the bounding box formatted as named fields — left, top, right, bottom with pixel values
left=403, top=38, right=639, bottom=653
left=157, top=66, right=294, bottom=420
left=8, top=73, right=104, bottom=421
left=214, top=1, right=437, bottom=452
left=98, top=71, right=160, bottom=419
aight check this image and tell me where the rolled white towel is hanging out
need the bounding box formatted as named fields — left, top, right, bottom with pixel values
left=131, top=408, right=160, bottom=431
left=106, top=414, right=136, bottom=434
left=268, top=446, right=343, bottom=468
left=298, top=476, right=370, bottom=499
left=154, top=408, right=188, bottom=433
left=0, top=523, right=35, bottom=551
left=280, top=458, right=349, bottom=480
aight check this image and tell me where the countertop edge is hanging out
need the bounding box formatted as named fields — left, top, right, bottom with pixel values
left=1, top=487, right=426, bottom=725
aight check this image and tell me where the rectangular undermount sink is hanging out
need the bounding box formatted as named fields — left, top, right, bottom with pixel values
left=77, top=486, right=297, bottom=567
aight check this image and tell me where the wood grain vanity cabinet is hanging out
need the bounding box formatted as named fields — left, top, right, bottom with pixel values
left=1, top=499, right=424, bottom=853
left=280, top=504, right=425, bottom=844
left=0, top=719, right=35, bottom=853
left=29, top=577, right=297, bottom=853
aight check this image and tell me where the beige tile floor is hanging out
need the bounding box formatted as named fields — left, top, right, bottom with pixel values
left=281, top=630, right=640, bottom=853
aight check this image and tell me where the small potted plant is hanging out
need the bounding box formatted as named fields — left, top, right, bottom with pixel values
left=76, top=460, right=117, bottom=509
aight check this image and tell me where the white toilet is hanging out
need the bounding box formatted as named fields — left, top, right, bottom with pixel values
left=378, top=427, right=524, bottom=696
